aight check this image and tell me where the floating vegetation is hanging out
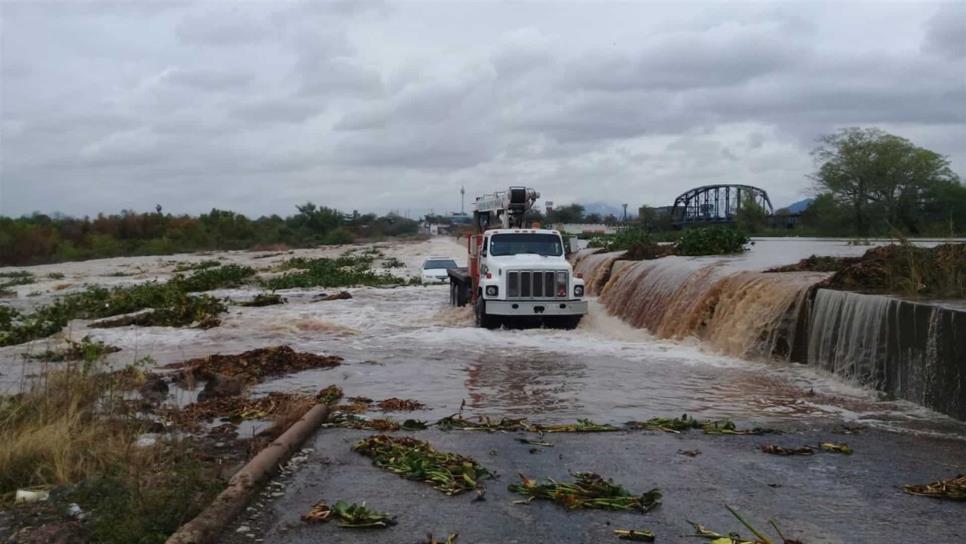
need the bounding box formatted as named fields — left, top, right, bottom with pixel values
left=819, top=442, right=853, bottom=455
left=627, top=414, right=774, bottom=435
left=436, top=413, right=530, bottom=432
left=689, top=505, right=803, bottom=544
left=166, top=392, right=313, bottom=428
left=166, top=346, right=342, bottom=385
left=759, top=445, right=814, bottom=456
left=535, top=419, right=619, bottom=433
left=173, top=260, right=222, bottom=272
left=382, top=257, right=405, bottom=268
left=352, top=435, right=493, bottom=495
left=265, top=253, right=408, bottom=289
left=314, top=291, right=353, bottom=301
left=23, top=336, right=120, bottom=362
left=47, top=272, right=66, bottom=280
left=509, top=472, right=661, bottom=513
left=317, top=385, right=344, bottom=405
left=628, top=415, right=701, bottom=433
left=302, top=500, right=396, bottom=528
left=238, top=293, right=285, bottom=307
left=0, top=271, right=34, bottom=296
left=171, top=263, right=254, bottom=292
left=614, top=529, right=656, bottom=542
left=903, top=474, right=966, bottom=501
left=90, top=294, right=225, bottom=329
left=0, top=263, right=257, bottom=346
left=677, top=449, right=702, bottom=457
left=376, top=398, right=426, bottom=412
left=336, top=401, right=371, bottom=414
left=326, top=414, right=404, bottom=432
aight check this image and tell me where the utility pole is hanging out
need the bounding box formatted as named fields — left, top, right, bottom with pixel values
left=460, top=186, right=465, bottom=215
left=622, top=203, right=628, bottom=223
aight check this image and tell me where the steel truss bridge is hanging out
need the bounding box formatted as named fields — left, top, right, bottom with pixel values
left=670, top=184, right=774, bottom=227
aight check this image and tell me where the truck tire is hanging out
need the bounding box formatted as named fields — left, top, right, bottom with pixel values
left=475, top=299, right=501, bottom=330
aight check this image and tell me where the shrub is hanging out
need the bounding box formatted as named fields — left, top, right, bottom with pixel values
left=675, top=227, right=750, bottom=256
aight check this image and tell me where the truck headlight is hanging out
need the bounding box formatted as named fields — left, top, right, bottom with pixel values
left=574, top=285, right=584, bottom=297
left=485, top=286, right=498, bottom=297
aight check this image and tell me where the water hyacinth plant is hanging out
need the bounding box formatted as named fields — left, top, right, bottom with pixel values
left=352, top=435, right=493, bottom=495
left=903, top=474, right=966, bottom=501
left=508, top=472, right=661, bottom=513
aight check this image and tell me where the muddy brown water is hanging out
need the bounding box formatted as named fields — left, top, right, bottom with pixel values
left=2, top=238, right=965, bottom=439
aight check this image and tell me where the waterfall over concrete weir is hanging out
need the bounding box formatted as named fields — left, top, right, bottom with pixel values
left=573, top=250, right=626, bottom=296
left=807, top=289, right=966, bottom=419
left=599, top=257, right=829, bottom=359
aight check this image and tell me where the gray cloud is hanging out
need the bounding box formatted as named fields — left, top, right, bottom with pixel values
left=230, top=99, right=323, bottom=124
left=923, top=2, right=966, bottom=59
left=164, top=68, right=254, bottom=90
left=1, top=1, right=963, bottom=218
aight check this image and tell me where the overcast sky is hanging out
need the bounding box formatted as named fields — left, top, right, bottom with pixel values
left=1, top=1, right=964, bottom=218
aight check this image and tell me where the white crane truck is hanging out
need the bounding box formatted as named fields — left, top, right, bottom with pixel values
left=447, top=187, right=588, bottom=329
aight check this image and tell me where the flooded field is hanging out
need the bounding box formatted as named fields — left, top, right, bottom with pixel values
left=3, top=237, right=964, bottom=439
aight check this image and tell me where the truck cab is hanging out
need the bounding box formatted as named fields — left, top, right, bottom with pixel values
left=450, top=228, right=587, bottom=329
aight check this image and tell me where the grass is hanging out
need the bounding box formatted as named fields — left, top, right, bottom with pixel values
left=689, top=505, right=803, bottom=544
left=0, top=352, right=224, bottom=544
left=352, top=435, right=493, bottom=495
left=508, top=472, right=661, bottom=512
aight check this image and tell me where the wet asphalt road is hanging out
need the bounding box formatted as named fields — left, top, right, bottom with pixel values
left=219, top=425, right=965, bottom=544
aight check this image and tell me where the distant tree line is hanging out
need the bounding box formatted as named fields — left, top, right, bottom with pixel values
left=0, top=203, right=420, bottom=266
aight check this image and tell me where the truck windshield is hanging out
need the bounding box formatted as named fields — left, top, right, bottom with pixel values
left=489, top=233, right=563, bottom=257
left=423, top=259, right=457, bottom=269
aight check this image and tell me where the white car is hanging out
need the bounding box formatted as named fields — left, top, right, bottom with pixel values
left=421, top=257, right=458, bottom=284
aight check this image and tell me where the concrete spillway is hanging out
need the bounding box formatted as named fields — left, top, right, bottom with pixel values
left=807, top=289, right=966, bottom=420
left=573, top=251, right=966, bottom=420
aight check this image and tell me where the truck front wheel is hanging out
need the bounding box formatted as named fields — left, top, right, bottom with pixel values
left=475, top=299, right=501, bottom=330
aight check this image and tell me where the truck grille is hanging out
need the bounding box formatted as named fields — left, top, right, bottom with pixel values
left=507, top=271, right=567, bottom=299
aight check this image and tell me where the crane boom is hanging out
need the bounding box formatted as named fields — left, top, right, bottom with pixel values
left=473, top=186, right=540, bottom=231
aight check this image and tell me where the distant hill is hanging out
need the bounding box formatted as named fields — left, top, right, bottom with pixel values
left=779, top=198, right=814, bottom=214
left=580, top=202, right=637, bottom=219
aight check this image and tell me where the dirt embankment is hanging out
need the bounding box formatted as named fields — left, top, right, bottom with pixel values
left=767, top=243, right=966, bottom=298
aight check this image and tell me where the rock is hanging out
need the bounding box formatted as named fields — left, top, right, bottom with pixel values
left=313, top=291, right=352, bottom=302
left=198, top=373, right=245, bottom=401
left=138, top=374, right=169, bottom=403
left=8, top=522, right=84, bottom=544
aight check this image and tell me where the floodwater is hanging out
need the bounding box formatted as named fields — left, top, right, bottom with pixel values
left=2, top=237, right=964, bottom=438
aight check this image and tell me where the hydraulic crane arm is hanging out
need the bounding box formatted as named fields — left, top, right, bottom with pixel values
left=473, top=186, right=540, bottom=231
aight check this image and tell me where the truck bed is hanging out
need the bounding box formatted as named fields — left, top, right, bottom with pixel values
left=446, top=267, right=470, bottom=284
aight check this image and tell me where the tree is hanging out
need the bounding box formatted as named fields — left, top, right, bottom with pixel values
left=547, top=204, right=585, bottom=224
left=811, top=128, right=961, bottom=235
left=735, top=192, right=768, bottom=233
